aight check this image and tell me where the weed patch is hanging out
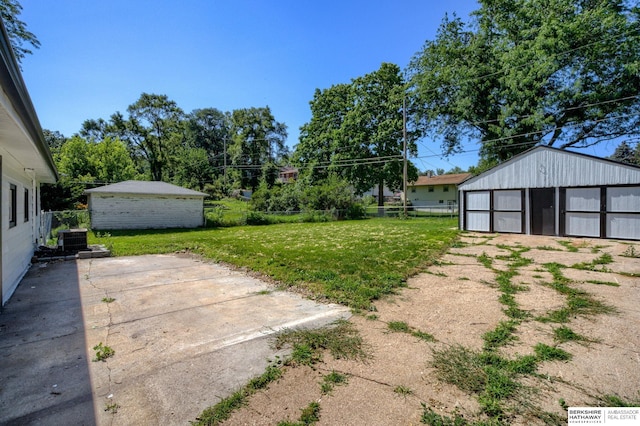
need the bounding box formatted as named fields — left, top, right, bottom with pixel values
left=194, top=365, right=283, bottom=425
left=394, top=385, right=414, bottom=397
left=534, top=343, right=572, bottom=361
left=571, top=253, right=613, bottom=272
left=387, top=320, right=436, bottom=342
left=320, top=371, right=348, bottom=395
left=101, top=297, right=115, bottom=303
left=273, top=320, right=368, bottom=365
left=92, top=342, right=114, bottom=362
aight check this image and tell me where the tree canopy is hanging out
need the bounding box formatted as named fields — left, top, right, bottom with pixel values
left=0, top=0, right=39, bottom=65
left=407, top=0, right=640, bottom=164
left=296, top=63, right=418, bottom=205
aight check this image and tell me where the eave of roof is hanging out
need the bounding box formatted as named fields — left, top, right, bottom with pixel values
left=85, top=180, right=208, bottom=197
left=408, top=173, right=472, bottom=186
left=0, top=19, right=57, bottom=182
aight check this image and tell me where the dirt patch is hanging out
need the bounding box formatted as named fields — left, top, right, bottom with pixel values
left=222, top=234, right=640, bottom=425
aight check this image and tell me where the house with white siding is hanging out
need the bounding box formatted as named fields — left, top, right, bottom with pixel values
left=458, top=146, right=640, bottom=240
left=0, top=22, right=58, bottom=306
left=406, top=173, right=471, bottom=207
left=86, top=181, right=207, bottom=230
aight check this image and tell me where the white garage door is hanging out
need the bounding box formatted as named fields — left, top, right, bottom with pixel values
left=493, top=190, right=523, bottom=233
left=606, top=186, right=640, bottom=240
left=565, top=188, right=601, bottom=237
left=465, top=191, right=490, bottom=232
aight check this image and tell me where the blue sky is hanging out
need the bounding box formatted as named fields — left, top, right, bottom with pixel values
left=19, top=1, right=620, bottom=172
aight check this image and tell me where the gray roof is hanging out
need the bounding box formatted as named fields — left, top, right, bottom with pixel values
left=85, top=181, right=208, bottom=197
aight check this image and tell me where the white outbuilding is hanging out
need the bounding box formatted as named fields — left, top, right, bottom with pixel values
left=86, top=181, right=207, bottom=230
left=458, top=146, right=640, bottom=240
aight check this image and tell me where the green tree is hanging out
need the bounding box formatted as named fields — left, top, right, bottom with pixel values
left=42, top=129, right=66, bottom=156
left=184, top=108, right=230, bottom=188
left=171, top=146, right=213, bottom=190
left=89, top=137, right=139, bottom=183
left=110, top=93, right=185, bottom=181
left=0, top=0, right=39, bottom=66
left=296, top=63, right=418, bottom=206
left=408, top=0, right=640, bottom=164
left=228, top=106, right=288, bottom=190
left=609, top=141, right=639, bottom=165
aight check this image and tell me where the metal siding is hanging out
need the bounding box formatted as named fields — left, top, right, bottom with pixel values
left=494, top=190, right=521, bottom=211
left=494, top=212, right=522, bottom=233
left=90, top=194, right=204, bottom=230
left=466, top=212, right=490, bottom=231
left=459, top=148, right=640, bottom=191
left=606, top=214, right=640, bottom=240
left=566, top=188, right=600, bottom=211
left=566, top=213, right=600, bottom=237
left=466, top=191, right=490, bottom=210
left=607, top=187, right=640, bottom=212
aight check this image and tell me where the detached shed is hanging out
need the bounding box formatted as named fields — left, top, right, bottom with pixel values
left=86, top=181, right=207, bottom=230
left=458, top=146, right=640, bottom=240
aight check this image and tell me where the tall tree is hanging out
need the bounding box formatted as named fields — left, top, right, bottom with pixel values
left=185, top=108, right=230, bottom=179
left=296, top=63, right=418, bottom=206
left=407, top=0, right=640, bottom=163
left=228, top=106, right=287, bottom=190
left=0, top=0, right=39, bottom=66
left=113, top=93, right=185, bottom=181
left=609, top=141, right=640, bottom=165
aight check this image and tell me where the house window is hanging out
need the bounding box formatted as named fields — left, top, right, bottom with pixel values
left=9, top=183, right=17, bottom=227
left=439, top=200, right=444, bottom=204
left=411, top=188, right=416, bottom=193
left=428, top=186, right=434, bottom=192
left=443, top=185, right=449, bottom=192
left=24, top=188, right=29, bottom=222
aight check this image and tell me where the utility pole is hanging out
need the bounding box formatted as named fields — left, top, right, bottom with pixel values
left=223, top=136, right=227, bottom=190
left=403, top=96, right=408, bottom=216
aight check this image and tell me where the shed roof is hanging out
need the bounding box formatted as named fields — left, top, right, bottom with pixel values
left=459, top=146, right=640, bottom=191
left=409, top=173, right=471, bottom=186
left=85, top=181, right=208, bottom=197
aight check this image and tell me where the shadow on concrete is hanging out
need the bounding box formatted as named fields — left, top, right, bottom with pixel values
left=0, top=260, right=95, bottom=425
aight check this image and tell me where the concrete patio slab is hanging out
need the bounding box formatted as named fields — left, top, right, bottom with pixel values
left=0, top=254, right=351, bottom=425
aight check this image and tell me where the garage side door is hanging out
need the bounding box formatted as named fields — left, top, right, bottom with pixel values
left=565, top=188, right=601, bottom=237
left=465, top=191, right=490, bottom=232
left=607, top=186, right=640, bottom=240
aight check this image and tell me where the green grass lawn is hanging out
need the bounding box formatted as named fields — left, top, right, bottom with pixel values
left=90, top=218, right=458, bottom=309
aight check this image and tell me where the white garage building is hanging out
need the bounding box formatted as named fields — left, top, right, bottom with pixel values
left=86, top=181, right=207, bottom=230
left=458, top=146, right=640, bottom=240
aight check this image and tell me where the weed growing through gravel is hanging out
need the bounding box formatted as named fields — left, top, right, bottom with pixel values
left=320, top=371, right=348, bottom=395
left=194, top=365, right=283, bottom=425
left=92, top=342, right=114, bottom=362
left=533, top=343, right=572, bottom=361
left=273, top=320, right=368, bottom=365
left=387, top=321, right=436, bottom=342
left=101, top=297, right=115, bottom=303
left=393, top=385, right=414, bottom=397
left=621, top=245, right=640, bottom=258
left=537, top=263, right=616, bottom=323
left=553, top=326, right=591, bottom=344
left=572, top=253, right=613, bottom=271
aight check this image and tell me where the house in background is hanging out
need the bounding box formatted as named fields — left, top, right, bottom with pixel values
left=278, top=166, right=298, bottom=183
left=0, top=22, right=58, bottom=306
left=458, top=146, right=640, bottom=240
left=85, top=181, right=207, bottom=230
left=406, top=173, right=471, bottom=208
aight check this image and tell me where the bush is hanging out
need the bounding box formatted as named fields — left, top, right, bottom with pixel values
left=245, top=211, right=274, bottom=225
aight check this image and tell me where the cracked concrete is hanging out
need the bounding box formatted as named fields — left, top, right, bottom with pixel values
left=0, top=254, right=350, bottom=425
